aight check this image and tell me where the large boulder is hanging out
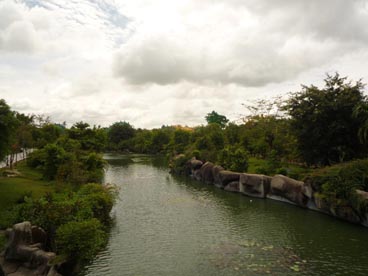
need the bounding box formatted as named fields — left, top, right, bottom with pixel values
left=212, top=165, right=225, bottom=186
left=270, top=175, right=311, bottom=207
left=215, top=171, right=241, bottom=189
left=314, top=193, right=362, bottom=224
left=189, top=158, right=203, bottom=181
left=199, top=162, right=215, bottom=184
left=4, top=222, right=56, bottom=276
left=189, top=158, right=203, bottom=171
left=239, top=173, right=272, bottom=198
left=5, top=221, right=32, bottom=261
left=355, top=189, right=368, bottom=226
left=331, top=205, right=361, bottom=224
left=224, top=181, right=240, bottom=193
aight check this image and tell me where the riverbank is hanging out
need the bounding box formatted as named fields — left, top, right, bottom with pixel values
left=0, top=161, right=54, bottom=229
left=172, top=156, right=368, bottom=227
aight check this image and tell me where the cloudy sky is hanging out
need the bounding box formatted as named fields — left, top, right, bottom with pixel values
left=1, top=0, right=368, bottom=128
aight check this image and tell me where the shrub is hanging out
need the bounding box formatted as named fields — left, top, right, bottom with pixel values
left=56, top=219, right=106, bottom=262
left=169, top=154, right=189, bottom=175
left=218, top=146, right=249, bottom=172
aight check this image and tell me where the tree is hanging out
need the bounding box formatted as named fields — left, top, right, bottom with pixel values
left=67, top=122, right=107, bottom=152
left=285, top=73, right=367, bottom=166
left=205, top=111, right=229, bottom=128
left=107, top=121, right=135, bottom=150
left=0, top=99, right=17, bottom=161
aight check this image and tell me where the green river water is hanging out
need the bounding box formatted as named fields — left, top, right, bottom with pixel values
left=82, top=154, right=368, bottom=276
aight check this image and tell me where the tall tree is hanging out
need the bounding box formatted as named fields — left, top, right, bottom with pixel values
left=285, top=73, right=367, bottom=166
left=107, top=121, right=135, bottom=150
left=205, top=111, right=229, bottom=128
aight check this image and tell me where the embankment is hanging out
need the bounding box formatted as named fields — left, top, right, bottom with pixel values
left=174, top=157, right=368, bottom=227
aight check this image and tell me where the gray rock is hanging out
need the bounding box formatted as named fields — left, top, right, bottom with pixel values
left=212, top=165, right=225, bottom=186
left=4, top=222, right=56, bottom=276
left=270, top=175, right=309, bottom=206
left=216, top=171, right=241, bottom=189
left=199, top=162, right=215, bottom=184
left=239, top=173, right=271, bottom=198
left=5, top=222, right=32, bottom=261
left=189, top=158, right=203, bottom=171
left=224, top=181, right=240, bottom=192
left=355, top=190, right=368, bottom=226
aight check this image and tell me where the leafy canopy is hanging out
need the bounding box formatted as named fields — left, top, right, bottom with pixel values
left=205, top=111, right=229, bottom=128
left=285, top=73, right=367, bottom=166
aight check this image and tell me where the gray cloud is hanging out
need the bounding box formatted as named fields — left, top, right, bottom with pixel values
left=113, top=0, right=368, bottom=87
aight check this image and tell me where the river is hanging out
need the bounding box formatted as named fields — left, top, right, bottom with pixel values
left=82, top=154, right=368, bottom=276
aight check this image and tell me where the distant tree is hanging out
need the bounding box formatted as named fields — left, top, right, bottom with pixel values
left=205, top=111, right=229, bottom=128
left=107, top=121, right=135, bottom=150
left=284, top=73, right=367, bottom=166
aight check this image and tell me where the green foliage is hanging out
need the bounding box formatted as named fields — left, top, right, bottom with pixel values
left=205, top=111, right=229, bottom=128
left=67, top=122, right=107, bottom=152
left=15, top=183, right=115, bottom=254
left=28, top=144, right=105, bottom=185
left=285, top=73, right=367, bottom=166
left=0, top=99, right=18, bottom=160
left=217, top=146, right=249, bottom=172
left=56, top=219, right=106, bottom=263
left=78, top=184, right=114, bottom=224
left=34, top=124, right=63, bottom=148
left=169, top=154, right=189, bottom=175
left=308, top=159, right=368, bottom=204
left=43, top=144, right=68, bottom=180
left=108, top=121, right=135, bottom=151
left=171, top=129, right=191, bottom=153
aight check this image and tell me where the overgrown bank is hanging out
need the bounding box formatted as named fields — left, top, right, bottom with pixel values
left=171, top=155, right=368, bottom=227
left=0, top=122, right=115, bottom=276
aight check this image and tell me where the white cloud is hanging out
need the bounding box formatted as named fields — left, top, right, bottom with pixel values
left=113, top=0, right=368, bottom=87
left=0, top=0, right=368, bottom=128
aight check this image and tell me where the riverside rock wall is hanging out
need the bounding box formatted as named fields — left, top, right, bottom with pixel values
left=180, top=158, right=368, bottom=227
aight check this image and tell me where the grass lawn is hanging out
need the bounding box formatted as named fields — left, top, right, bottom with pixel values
left=0, top=161, right=54, bottom=229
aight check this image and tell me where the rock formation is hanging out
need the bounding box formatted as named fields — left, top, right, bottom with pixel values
left=184, top=157, right=368, bottom=227
left=0, top=222, right=61, bottom=276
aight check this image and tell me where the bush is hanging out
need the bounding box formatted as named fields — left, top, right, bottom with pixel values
left=308, top=159, right=368, bottom=203
left=169, top=154, right=189, bottom=175
left=27, top=149, right=46, bottom=168
left=217, top=146, right=249, bottom=172
left=56, top=219, right=106, bottom=262
left=78, top=184, right=114, bottom=224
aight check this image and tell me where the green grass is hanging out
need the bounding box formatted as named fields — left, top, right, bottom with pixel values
left=247, top=157, right=311, bottom=180
left=0, top=161, right=54, bottom=229
left=247, top=157, right=268, bottom=174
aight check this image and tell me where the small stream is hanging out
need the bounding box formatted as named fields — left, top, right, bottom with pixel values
left=81, top=154, right=368, bottom=276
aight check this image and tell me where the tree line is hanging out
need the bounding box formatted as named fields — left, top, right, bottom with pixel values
left=2, top=73, right=367, bottom=172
